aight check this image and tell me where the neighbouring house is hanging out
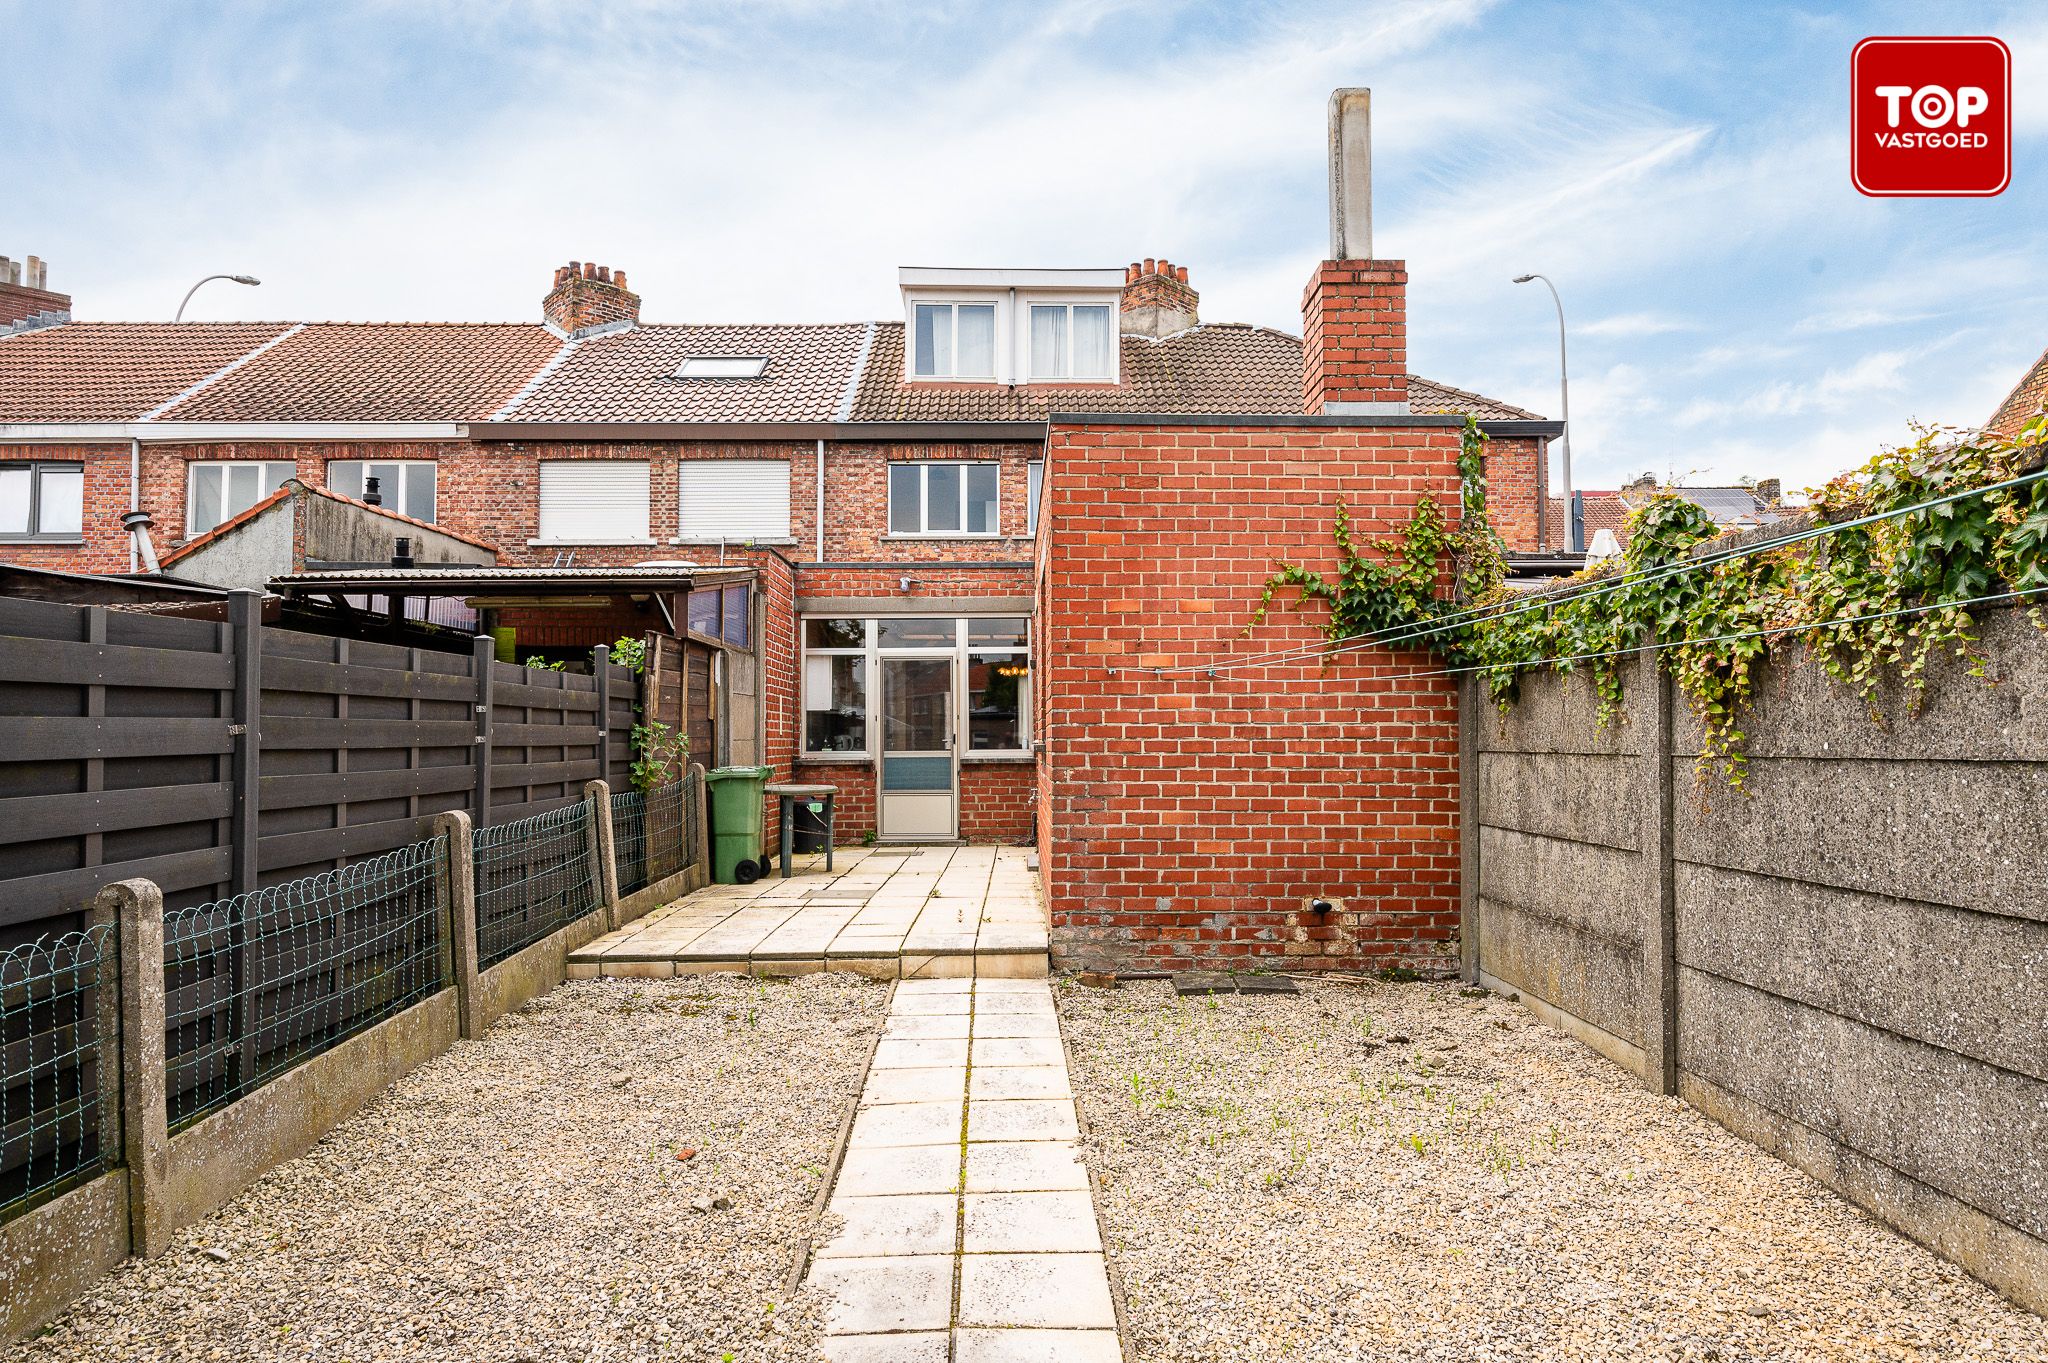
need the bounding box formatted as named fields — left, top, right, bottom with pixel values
left=1548, top=474, right=1788, bottom=551
left=0, top=247, right=1558, bottom=856
left=1988, top=342, right=2048, bottom=438
left=0, top=255, right=69, bottom=334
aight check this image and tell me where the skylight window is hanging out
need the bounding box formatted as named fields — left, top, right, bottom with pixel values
left=675, top=356, right=770, bottom=378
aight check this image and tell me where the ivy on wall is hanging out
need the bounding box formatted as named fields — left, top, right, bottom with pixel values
left=1254, top=417, right=2048, bottom=787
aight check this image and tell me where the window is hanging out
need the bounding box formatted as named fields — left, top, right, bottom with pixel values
left=0, top=462, right=83, bottom=540
left=1028, top=303, right=1114, bottom=380
left=1027, top=461, right=1044, bottom=535
left=888, top=462, right=998, bottom=536
left=677, top=460, right=790, bottom=539
left=187, top=461, right=296, bottom=537
left=802, top=616, right=1030, bottom=756
left=721, top=584, right=750, bottom=647
left=686, top=584, right=752, bottom=646
left=803, top=619, right=868, bottom=753
left=328, top=460, right=435, bottom=523
left=675, top=356, right=770, bottom=378
left=911, top=302, right=996, bottom=379
left=537, top=460, right=650, bottom=542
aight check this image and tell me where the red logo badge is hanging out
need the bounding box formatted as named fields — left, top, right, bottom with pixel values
left=1852, top=36, right=2010, bottom=197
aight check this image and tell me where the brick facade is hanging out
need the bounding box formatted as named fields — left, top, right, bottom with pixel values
left=1039, top=418, right=1464, bottom=974
left=1482, top=435, right=1545, bottom=552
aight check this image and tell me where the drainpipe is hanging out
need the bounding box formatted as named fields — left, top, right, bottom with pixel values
left=815, top=437, right=826, bottom=562
left=128, top=437, right=141, bottom=573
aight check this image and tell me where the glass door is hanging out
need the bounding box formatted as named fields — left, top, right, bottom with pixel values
left=878, top=655, right=957, bottom=841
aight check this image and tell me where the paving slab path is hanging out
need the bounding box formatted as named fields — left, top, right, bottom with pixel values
left=809, top=977, right=1123, bottom=1363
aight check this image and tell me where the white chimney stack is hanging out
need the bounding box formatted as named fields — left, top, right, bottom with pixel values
left=1327, top=88, right=1373, bottom=260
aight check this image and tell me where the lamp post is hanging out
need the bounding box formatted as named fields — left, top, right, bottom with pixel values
left=174, top=273, right=261, bottom=322
left=1513, top=273, right=1575, bottom=552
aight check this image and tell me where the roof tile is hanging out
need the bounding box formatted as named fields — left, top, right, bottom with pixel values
left=505, top=323, right=869, bottom=422
left=0, top=322, right=293, bottom=421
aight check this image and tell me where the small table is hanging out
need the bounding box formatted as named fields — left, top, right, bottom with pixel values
left=765, top=783, right=838, bottom=878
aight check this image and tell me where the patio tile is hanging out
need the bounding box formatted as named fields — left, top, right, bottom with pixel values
left=953, top=1329, right=1122, bottom=1363
left=971, top=992, right=1056, bottom=1015
left=968, top=1100, right=1079, bottom=1143
left=834, top=1144, right=962, bottom=1197
left=884, top=1013, right=973, bottom=1040
left=820, top=1334, right=950, bottom=1363
left=969, top=1066, right=1070, bottom=1101
left=890, top=992, right=974, bottom=1016
left=816, top=1193, right=958, bottom=1258
left=963, top=1142, right=1090, bottom=1193
left=961, top=1190, right=1102, bottom=1253
left=810, top=1255, right=954, bottom=1334
left=956, top=1253, right=1116, bottom=1329
left=860, top=1066, right=968, bottom=1106
left=969, top=1011, right=1060, bottom=1039
left=896, top=977, right=973, bottom=994
left=849, top=1100, right=964, bottom=1149
left=972, top=1036, right=1064, bottom=1067
left=872, top=1038, right=970, bottom=1070
left=903, top=954, right=977, bottom=980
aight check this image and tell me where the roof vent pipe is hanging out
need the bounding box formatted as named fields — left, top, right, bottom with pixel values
left=391, top=536, right=414, bottom=569
left=121, top=510, right=161, bottom=574
left=363, top=475, right=382, bottom=507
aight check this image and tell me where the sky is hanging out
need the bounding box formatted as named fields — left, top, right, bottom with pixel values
left=4, top=0, right=2044, bottom=493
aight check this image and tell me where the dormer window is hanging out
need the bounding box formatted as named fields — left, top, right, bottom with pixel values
left=675, top=356, right=769, bottom=378
left=912, top=303, right=995, bottom=380
left=1027, top=303, right=1114, bottom=381
left=899, top=267, right=1124, bottom=386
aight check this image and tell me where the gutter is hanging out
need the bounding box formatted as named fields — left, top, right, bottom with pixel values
left=466, top=420, right=1047, bottom=442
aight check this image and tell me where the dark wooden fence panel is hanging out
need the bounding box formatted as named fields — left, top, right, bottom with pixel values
left=0, top=596, right=658, bottom=945
left=0, top=597, right=237, bottom=948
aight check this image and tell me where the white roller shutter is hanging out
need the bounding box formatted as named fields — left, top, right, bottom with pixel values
left=677, top=460, right=791, bottom=539
left=538, top=461, right=650, bottom=541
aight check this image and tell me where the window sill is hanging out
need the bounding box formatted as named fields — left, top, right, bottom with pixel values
left=883, top=534, right=1013, bottom=542
left=525, top=538, right=657, bottom=547
left=0, top=538, right=86, bottom=546
left=797, top=753, right=874, bottom=764
left=668, top=536, right=797, bottom=547
left=961, top=753, right=1034, bottom=764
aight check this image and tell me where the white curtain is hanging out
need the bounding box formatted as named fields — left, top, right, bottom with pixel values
left=1030, top=305, right=1067, bottom=379
left=957, top=304, right=995, bottom=378
left=1072, top=305, right=1112, bottom=378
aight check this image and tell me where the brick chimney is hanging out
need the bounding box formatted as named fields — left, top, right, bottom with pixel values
left=1, top=254, right=71, bottom=334
left=1754, top=478, right=1781, bottom=506
left=543, top=260, right=640, bottom=336
left=1300, top=90, right=1408, bottom=415
left=1120, top=257, right=1199, bottom=338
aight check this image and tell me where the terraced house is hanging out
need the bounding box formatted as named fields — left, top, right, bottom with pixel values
left=0, top=250, right=1559, bottom=866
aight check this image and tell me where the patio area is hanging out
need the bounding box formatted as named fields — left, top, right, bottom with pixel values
left=568, top=844, right=1048, bottom=980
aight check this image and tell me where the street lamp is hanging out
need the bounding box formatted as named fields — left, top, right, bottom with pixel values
left=1513, top=273, right=1575, bottom=552
left=175, top=273, right=261, bottom=322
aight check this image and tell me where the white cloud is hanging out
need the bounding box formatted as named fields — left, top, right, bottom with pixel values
left=1578, top=312, right=1699, bottom=338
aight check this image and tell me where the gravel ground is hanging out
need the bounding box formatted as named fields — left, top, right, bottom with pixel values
left=12, top=973, right=889, bottom=1363
left=1058, top=976, right=2048, bottom=1363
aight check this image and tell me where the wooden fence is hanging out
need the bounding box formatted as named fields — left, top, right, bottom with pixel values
left=0, top=592, right=639, bottom=949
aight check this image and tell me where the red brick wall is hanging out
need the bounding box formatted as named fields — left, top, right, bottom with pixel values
left=1482, top=436, right=1545, bottom=552
left=960, top=762, right=1035, bottom=843
left=1301, top=260, right=1408, bottom=413
left=0, top=444, right=135, bottom=572
left=1040, top=418, right=1464, bottom=975
left=819, top=442, right=1041, bottom=561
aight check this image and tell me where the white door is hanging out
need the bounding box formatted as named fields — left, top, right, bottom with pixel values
left=878, top=655, right=956, bottom=841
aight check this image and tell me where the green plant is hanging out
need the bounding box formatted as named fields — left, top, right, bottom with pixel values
left=604, top=635, right=648, bottom=674
left=629, top=720, right=688, bottom=791
left=521, top=654, right=566, bottom=671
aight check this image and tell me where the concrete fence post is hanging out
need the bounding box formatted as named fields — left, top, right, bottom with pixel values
left=100, top=878, right=169, bottom=1259
left=428, top=811, right=483, bottom=1040
left=583, top=779, right=620, bottom=928
left=592, top=645, right=612, bottom=784
left=688, top=761, right=711, bottom=890
left=1639, top=643, right=1679, bottom=1096
left=1457, top=674, right=1481, bottom=985
left=472, top=635, right=497, bottom=830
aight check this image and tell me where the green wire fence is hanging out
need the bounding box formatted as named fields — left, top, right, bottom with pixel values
left=611, top=777, right=695, bottom=897
left=163, top=840, right=448, bottom=1128
left=0, top=925, right=115, bottom=1219
left=473, top=804, right=600, bottom=968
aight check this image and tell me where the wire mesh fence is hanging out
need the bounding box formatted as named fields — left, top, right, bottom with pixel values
left=611, top=778, right=694, bottom=897
left=473, top=803, right=600, bottom=967
left=163, top=839, right=448, bottom=1129
left=1, top=925, right=115, bottom=1219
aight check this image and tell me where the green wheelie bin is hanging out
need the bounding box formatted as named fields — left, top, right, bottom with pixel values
left=706, top=765, right=773, bottom=883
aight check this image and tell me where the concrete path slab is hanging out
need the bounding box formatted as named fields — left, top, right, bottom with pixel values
left=807, top=977, right=1121, bottom=1356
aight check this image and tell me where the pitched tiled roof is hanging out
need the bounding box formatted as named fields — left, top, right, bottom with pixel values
left=1988, top=343, right=2048, bottom=438
left=0, top=322, right=293, bottom=421
left=161, top=323, right=564, bottom=421
left=847, top=322, right=1543, bottom=422
left=503, top=323, right=871, bottom=422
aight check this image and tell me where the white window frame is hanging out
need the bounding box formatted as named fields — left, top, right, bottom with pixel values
left=1027, top=460, right=1044, bottom=536
left=0, top=461, right=85, bottom=542
left=799, top=617, right=1031, bottom=759
left=907, top=299, right=1000, bottom=381
left=185, top=460, right=297, bottom=539
left=675, top=356, right=770, bottom=378
left=326, top=459, right=437, bottom=523
left=532, top=459, right=653, bottom=545
left=1024, top=298, right=1119, bottom=382
left=674, top=459, right=792, bottom=541
left=887, top=461, right=1001, bottom=539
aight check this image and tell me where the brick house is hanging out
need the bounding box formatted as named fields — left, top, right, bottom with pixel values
left=0, top=270, right=1554, bottom=850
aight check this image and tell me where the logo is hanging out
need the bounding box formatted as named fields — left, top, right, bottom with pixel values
left=1853, top=36, right=2010, bottom=196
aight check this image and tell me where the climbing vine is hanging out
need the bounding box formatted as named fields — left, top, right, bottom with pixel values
left=1250, top=416, right=2048, bottom=788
